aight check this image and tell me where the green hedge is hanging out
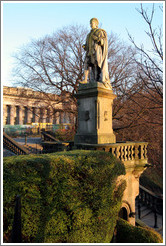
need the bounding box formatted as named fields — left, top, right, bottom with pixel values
left=116, top=218, right=163, bottom=243
left=3, top=150, right=126, bottom=243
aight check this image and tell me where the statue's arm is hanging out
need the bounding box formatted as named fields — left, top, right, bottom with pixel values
left=82, top=34, right=89, bottom=50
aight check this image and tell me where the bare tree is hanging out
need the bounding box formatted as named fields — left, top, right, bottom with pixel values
left=13, top=25, right=88, bottom=114
left=115, top=3, right=163, bottom=183
left=13, top=25, right=89, bottom=125
left=128, top=3, right=163, bottom=103
left=114, top=3, right=163, bottom=131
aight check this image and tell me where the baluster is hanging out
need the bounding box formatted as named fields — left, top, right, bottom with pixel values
left=149, top=195, right=153, bottom=209
left=123, top=146, right=126, bottom=161
left=129, top=145, right=132, bottom=160
left=154, top=209, right=158, bottom=228
left=145, top=144, right=148, bottom=158
left=116, top=146, right=120, bottom=159
left=140, top=144, right=144, bottom=159
left=126, top=146, right=129, bottom=160
left=121, top=146, right=124, bottom=161
left=131, top=145, right=134, bottom=160
left=128, top=145, right=131, bottom=160
left=135, top=144, right=139, bottom=160
left=112, top=147, right=115, bottom=157
left=115, top=147, right=117, bottom=157
left=142, top=190, right=145, bottom=204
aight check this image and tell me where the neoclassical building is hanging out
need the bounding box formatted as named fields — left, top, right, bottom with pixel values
left=3, top=86, right=75, bottom=126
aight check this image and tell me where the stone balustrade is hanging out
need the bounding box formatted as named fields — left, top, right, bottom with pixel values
left=108, top=142, right=148, bottom=164
left=76, top=141, right=148, bottom=166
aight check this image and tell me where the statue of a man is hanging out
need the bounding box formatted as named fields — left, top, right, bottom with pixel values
left=80, top=18, right=110, bottom=84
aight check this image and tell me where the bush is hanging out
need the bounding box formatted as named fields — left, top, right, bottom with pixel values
left=53, top=128, right=75, bottom=141
left=140, top=168, right=163, bottom=194
left=116, top=218, right=163, bottom=243
left=3, top=150, right=126, bottom=243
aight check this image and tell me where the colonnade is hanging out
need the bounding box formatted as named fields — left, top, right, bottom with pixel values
left=3, top=104, right=73, bottom=126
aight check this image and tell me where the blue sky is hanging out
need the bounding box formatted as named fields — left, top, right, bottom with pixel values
left=2, top=1, right=164, bottom=86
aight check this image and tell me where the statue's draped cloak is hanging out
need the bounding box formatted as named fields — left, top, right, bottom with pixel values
left=85, top=28, right=109, bottom=82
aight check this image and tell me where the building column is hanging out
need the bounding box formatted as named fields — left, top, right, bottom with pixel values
left=60, top=111, right=63, bottom=124
left=50, top=108, right=54, bottom=124
left=19, top=106, right=23, bottom=125
left=39, top=108, right=42, bottom=123
left=32, top=107, right=36, bottom=123
left=69, top=112, right=75, bottom=126
left=3, top=105, right=7, bottom=125
left=42, top=108, right=47, bottom=123
left=23, top=107, right=27, bottom=124
left=55, top=111, right=60, bottom=124
left=36, top=108, right=40, bottom=123
left=46, top=108, right=50, bottom=123
left=27, top=107, right=32, bottom=124
left=10, top=105, right=16, bottom=125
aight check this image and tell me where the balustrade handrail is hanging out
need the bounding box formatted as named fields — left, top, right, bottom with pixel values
left=3, top=132, right=29, bottom=155
left=77, top=141, right=148, bottom=147
left=76, top=141, right=148, bottom=163
left=41, top=131, right=59, bottom=142
left=139, top=184, right=163, bottom=200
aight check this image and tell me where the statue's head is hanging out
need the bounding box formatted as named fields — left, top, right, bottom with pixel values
left=90, top=18, right=99, bottom=28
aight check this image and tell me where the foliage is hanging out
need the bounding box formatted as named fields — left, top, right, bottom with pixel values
left=140, top=168, right=163, bottom=194
left=53, top=128, right=75, bottom=142
left=3, top=150, right=126, bottom=243
left=116, top=218, right=163, bottom=243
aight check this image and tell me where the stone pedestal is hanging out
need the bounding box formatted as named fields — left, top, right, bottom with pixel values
left=74, top=82, right=116, bottom=145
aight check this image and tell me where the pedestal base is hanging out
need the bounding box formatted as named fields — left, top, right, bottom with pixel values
left=75, top=133, right=116, bottom=145
left=74, top=81, right=116, bottom=145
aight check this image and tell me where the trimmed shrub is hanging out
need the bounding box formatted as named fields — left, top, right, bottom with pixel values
left=116, top=218, right=163, bottom=243
left=3, top=150, right=126, bottom=243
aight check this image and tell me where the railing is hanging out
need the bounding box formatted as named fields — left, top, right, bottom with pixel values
left=138, top=185, right=163, bottom=215
left=109, top=142, right=148, bottom=163
left=41, top=131, right=59, bottom=142
left=76, top=142, right=148, bottom=165
left=137, top=185, right=163, bottom=229
left=3, top=132, right=29, bottom=155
